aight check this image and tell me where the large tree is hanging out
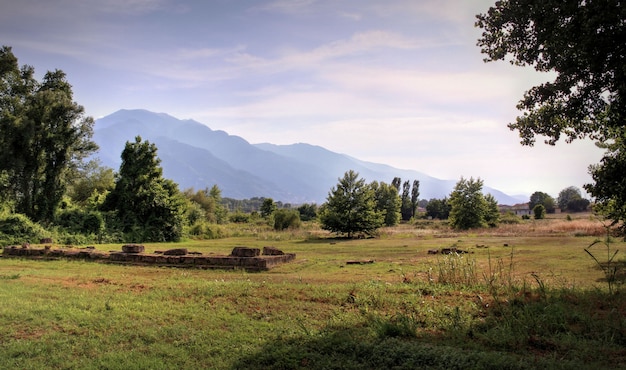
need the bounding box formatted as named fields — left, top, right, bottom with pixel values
left=448, top=177, right=498, bottom=230
left=103, top=136, right=185, bottom=242
left=557, top=186, right=590, bottom=213
left=529, top=191, right=556, bottom=214
left=476, top=1, right=625, bottom=228
left=372, top=180, right=401, bottom=227
left=319, top=170, right=383, bottom=237
left=0, top=46, right=97, bottom=222
left=425, top=198, right=450, bottom=220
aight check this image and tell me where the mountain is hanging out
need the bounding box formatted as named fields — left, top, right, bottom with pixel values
left=92, top=109, right=526, bottom=205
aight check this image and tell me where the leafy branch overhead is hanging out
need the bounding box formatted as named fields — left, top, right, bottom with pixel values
left=476, top=1, right=626, bottom=233
left=476, top=0, right=625, bottom=146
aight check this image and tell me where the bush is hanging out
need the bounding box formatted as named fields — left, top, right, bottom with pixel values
left=533, top=204, right=546, bottom=219
left=0, top=213, right=48, bottom=245
left=229, top=212, right=250, bottom=223
left=55, top=209, right=105, bottom=234
left=273, top=209, right=301, bottom=230
left=188, top=221, right=225, bottom=239
left=500, top=212, right=521, bottom=224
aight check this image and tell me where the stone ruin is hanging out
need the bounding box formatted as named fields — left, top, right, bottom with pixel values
left=1, top=243, right=295, bottom=272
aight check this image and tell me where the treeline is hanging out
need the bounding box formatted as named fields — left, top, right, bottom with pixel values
left=0, top=46, right=594, bottom=245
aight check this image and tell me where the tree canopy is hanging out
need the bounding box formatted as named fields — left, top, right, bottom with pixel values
left=0, top=46, right=97, bottom=222
left=557, top=186, right=590, bottom=213
left=448, top=177, right=500, bottom=230
left=103, top=136, right=186, bottom=242
left=476, top=1, right=625, bottom=230
left=529, top=191, right=556, bottom=214
left=319, top=170, right=383, bottom=237
left=476, top=1, right=625, bottom=146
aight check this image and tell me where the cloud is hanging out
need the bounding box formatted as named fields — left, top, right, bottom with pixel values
left=253, top=0, right=317, bottom=14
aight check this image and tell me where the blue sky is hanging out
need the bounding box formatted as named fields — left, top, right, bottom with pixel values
left=1, top=0, right=603, bottom=198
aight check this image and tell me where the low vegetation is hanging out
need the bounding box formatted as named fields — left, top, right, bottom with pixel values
left=1, top=215, right=624, bottom=369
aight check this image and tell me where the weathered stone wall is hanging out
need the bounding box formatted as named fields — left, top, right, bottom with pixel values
left=2, top=245, right=295, bottom=271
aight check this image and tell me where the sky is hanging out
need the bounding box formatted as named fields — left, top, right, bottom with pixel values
left=1, top=0, right=604, bottom=198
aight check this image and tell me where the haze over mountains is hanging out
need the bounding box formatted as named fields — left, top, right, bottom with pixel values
left=93, top=109, right=526, bottom=205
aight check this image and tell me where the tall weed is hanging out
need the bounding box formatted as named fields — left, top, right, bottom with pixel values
left=433, top=251, right=478, bottom=286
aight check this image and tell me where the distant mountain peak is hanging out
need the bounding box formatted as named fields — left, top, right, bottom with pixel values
left=93, top=109, right=524, bottom=205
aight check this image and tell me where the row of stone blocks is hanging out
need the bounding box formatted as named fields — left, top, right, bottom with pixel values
left=2, top=244, right=295, bottom=271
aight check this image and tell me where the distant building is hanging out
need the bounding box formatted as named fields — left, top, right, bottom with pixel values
left=498, top=203, right=531, bottom=216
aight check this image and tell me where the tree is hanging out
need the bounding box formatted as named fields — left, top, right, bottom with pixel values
left=0, top=46, right=97, bottom=222
left=399, top=179, right=420, bottom=221
left=448, top=177, right=498, bottom=230
left=319, top=170, right=383, bottom=237
left=67, top=159, right=115, bottom=208
left=483, top=193, right=501, bottom=228
left=372, top=181, right=401, bottom=227
left=425, top=198, right=450, bottom=220
left=208, top=185, right=227, bottom=224
left=529, top=191, right=556, bottom=214
left=103, top=136, right=186, bottom=242
left=557, top=186, right=589, bottom=212
left=400, top=180, right=412, bottom=221
left=476, top=2, right=626, bottom=229
left=391, top=177, right=402, bottom=192
left=297, top=203, right=318, bottom=221
left=260, top=198, right=276, bottom=218
left=411, top=180, right=420, bottom=217
left=586, top=135, right=626, bottom=230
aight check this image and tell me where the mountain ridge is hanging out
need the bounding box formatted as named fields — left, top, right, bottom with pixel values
left=92, top=109, right=527, bottom=205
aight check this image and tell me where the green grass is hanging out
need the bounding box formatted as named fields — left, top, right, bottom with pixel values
left=1, top=221, right=625, bottom=369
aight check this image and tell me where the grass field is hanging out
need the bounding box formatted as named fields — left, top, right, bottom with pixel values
left=1, top=215, right=625, bottom=369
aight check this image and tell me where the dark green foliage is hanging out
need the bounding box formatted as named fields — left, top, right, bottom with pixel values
left=229, top=212, right=250, bottom=223
left=476, top=1, right=625, bottom=146
left=273, top=209, right=301, bottom=230
left=0, top=46, right=97, bottom=222
left=529, top=191, right=555, bottom=214
left=533, top=204, right=546, bottom=220
left=397, top=178, right=420, bottom=221
left=260, top=198, right=276, bottom=218
left=55, top=209, right=104, bottom=235
left=557, top=186, right=590, bottom=213
left=425, top=198, right=450, bottom=220
left=586, top=132, right=626, bottom=232
left=477, top=1, right=626, bottom=230
left=319, top=170, right=383, bottom=237
left=103, top=137, right=185, bottom=242
left=0, top=213, right=48, bottom=245
left=297, top=203, right=318, bottom=221
left=411, top=179, right=420, bottom=218
left=400, top=180, right=412, bottom=221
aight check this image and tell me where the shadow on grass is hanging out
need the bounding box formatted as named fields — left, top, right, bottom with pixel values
left=231, top=324, right=538, bottom=370
left=595, top=259, right=626, bottom=284
left=232, top=287, right=626, bottom=370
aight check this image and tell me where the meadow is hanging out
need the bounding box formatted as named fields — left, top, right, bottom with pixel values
left=1, top=214, right=625, bottom=369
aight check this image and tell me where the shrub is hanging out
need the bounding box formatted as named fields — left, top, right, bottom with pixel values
left=55, top=209, right=105, bottom=234
left=188, top=221, right=225, bottom=239
left=500, top=212, right=521, bottom=224
left=533, top=204, right=546, bottom=219
left=273, top=209, right=301, bottom=230
left=0, top=213, right=48, bottom=245
left=229, top=212, right=250, bottom=223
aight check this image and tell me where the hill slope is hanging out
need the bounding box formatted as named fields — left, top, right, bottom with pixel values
left=93, top=109, right=525, bottom=204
